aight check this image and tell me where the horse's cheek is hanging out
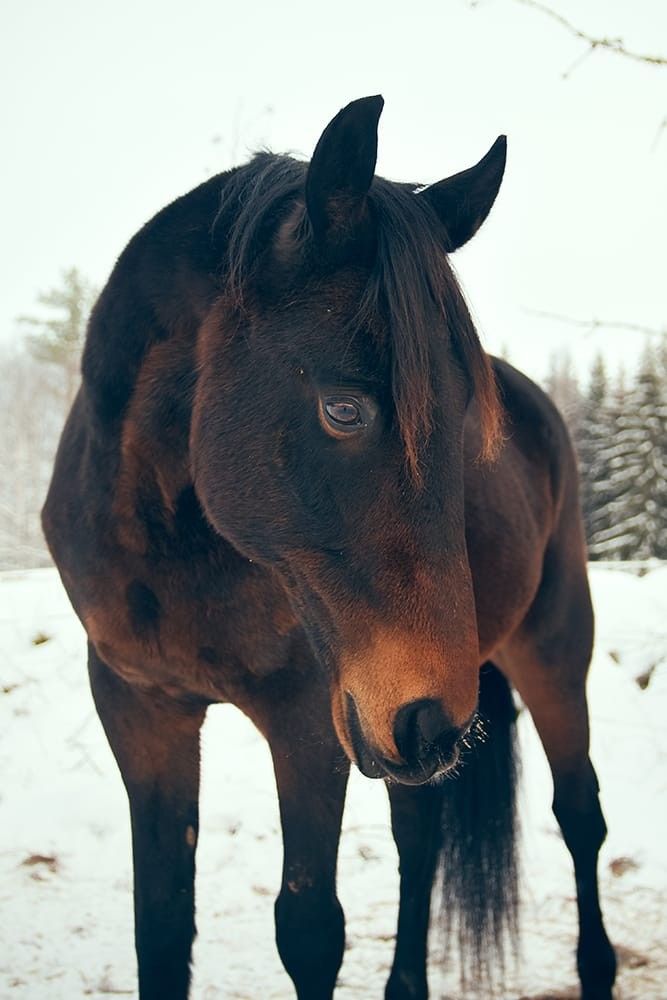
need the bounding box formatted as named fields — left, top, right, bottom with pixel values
left=190, top=410, right=294, bottom=561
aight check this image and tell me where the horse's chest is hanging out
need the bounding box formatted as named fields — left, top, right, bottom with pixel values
left=76, top=559, right=299, bottom=703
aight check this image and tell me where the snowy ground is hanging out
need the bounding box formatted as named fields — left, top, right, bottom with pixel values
left=1, top=564, right=666, bottom=1000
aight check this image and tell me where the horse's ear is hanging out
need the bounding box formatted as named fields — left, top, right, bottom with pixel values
left=420, top=136, right=507, bottom=251
left=305, top=95, right=384, bottom=240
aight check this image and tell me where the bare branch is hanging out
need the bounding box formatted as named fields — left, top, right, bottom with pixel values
left=514, top=0, right=667, bottom=72
left=525, top=308, right=667, bottom=338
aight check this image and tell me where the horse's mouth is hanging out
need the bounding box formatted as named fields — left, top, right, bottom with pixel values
left=354, top=740, right=462, bottom=786
left=376, top=744, right=462, bottom=785
left=344, top=691, right=463, bottom=786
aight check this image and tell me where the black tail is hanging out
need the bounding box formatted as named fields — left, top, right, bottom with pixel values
left=437, top=661, right=520, bottom=986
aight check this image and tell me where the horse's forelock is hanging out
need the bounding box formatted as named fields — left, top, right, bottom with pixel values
left=361, top=179, right=504, bottom=480
left=217, top=153, right=308, bottom=311
left=219, top=155, right=503, bottom=477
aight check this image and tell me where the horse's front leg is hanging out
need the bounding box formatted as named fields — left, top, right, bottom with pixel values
left=385, top=783, right=442, bottom=1000
left=88, top=644, right=206, bottom=1000
left=255, top=675, right=349, bottom=1000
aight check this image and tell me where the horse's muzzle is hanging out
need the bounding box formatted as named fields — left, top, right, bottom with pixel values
left=345, top=693, right=463, bottom=785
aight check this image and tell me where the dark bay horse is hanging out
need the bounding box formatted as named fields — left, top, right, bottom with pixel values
left=42, top=96, right=616, bottom=999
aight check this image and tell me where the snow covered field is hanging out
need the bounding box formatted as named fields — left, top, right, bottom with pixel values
left=1, top=564, right=666, bottom=1000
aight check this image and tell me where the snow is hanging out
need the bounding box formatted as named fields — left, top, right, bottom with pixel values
left=1, top=565, right=666, bottom=999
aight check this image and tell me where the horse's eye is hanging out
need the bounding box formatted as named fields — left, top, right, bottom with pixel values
left=325, top=398, right=362, bottom=426
left=320, top=394, right=371, bottom=437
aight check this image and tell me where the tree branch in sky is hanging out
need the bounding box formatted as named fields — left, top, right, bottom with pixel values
left=525, top=308, right=666, bottom=339
left=468, top=0, right=666, bottom=77
left=513, top=0, right=667, bottom=77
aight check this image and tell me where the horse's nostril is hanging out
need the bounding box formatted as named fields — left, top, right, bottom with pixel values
left=393, top=698, right=458, bottom=766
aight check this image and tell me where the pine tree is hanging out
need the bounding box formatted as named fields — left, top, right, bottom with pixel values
left=587, top=350, right=667, bottom=560
left=587, top=372, right=635, bottom=559
left=0, top=268, right=97, bottom=568
left=578, top=354, right=608, bottom=552
left=657, top=341, right=667, bottom=557
left=624, top=345, right=667, bottom=558
left=544, top=350, right=582, bottom=442
left=588, top=370, right=642, bottom=559
left=18, top=267, right=97, bottom=406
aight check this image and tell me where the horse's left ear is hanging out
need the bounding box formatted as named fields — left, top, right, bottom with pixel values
left=420, top=136, right=507, bottom=251
left=305, top=95, right=384, bottom=241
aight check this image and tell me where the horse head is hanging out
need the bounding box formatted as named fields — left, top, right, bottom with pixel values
left=192, top=96, right=506, bottom=784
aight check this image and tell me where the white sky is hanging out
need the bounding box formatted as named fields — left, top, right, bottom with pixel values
left=2, top=0, right=665, bottom=384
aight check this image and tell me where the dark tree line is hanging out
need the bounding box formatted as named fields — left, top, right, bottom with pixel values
left=545, top=344, right=667, bottom=560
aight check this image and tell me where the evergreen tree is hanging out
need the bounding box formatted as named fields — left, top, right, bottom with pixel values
left=18, top=267, right=97, bottom=406
left=659, top=339, right=667, bottom=558
left=586, top=351, right=667, bottom=560
left=624, top=345, right=667, bottom=558
left=578, top=354, right=608, bottom=551
left=544, top=350, right=582, bottom=442
left=0, top=267, right=96, bottom=568
left=587, top=369, right=640, bottom=560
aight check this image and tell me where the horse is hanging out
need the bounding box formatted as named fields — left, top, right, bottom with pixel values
left=42, top=95, right=616, bottom=1000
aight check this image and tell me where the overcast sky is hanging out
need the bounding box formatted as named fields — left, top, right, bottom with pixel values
left=2, top=0, right=665, bottom=383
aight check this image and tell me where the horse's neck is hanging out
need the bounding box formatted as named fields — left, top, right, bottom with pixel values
left=82, top=169, right=237, bottom=428
left=81, top=169, right=238, bottom=553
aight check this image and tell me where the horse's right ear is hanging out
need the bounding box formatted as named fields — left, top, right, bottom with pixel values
left=420, top=136, right=507, bottom=251
left=305, top=95, right=384, bottom=241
